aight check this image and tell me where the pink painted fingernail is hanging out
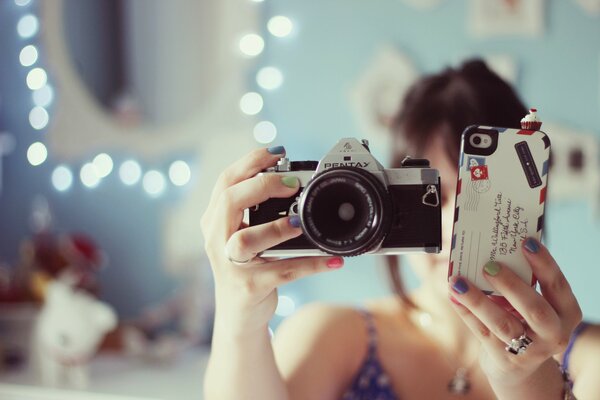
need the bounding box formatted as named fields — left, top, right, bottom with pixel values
left=326, top=257, right=344, bottom=269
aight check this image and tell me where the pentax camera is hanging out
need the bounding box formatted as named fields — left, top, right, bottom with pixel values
left=249, top=138, right=442, bottom=257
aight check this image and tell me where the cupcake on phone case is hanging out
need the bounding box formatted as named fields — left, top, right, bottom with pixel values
left=521, top=108, right=542, bottom=130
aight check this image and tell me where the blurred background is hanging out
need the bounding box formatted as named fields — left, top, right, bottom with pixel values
left=0, top=0, right=599, bottom=398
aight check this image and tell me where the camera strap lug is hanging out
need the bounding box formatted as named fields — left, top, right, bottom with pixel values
left=422, top=184, right=439, bottom=207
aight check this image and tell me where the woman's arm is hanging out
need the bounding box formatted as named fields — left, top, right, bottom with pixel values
left=201, top=147, right=343, bottom=400
left=205, top=303, right=363, bottom=400
left=204, top=321, right=287, bottom=400
left=448, top=238, right=584, bottom=399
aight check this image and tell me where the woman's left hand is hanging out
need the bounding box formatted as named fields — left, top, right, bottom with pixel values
left=448, top=237, right=583, bottom=388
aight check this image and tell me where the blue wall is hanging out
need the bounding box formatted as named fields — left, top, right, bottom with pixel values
left=259, top=0, right=600, bottom=323
left=0, top=0, right=599, bottom=324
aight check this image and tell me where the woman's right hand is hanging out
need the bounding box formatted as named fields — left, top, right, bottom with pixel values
left=200, top=146, right=344, bottom=336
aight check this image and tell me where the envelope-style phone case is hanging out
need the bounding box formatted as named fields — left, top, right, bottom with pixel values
left=448, top=125, right=551, bottom=295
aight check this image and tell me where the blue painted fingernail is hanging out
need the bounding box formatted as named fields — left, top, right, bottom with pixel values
left=452, top=278, right=469, bottom=294
left=288, top=215, right=301, bottom=228
left=523, top=237, right=539, bottom=254
left=267, top=145, right=285, bottom=155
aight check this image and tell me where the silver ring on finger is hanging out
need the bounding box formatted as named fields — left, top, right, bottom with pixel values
left=227, top=254, right=254, bottom=265
left=504, top=327, right=533, bottom=355
left=224, top=247, right=257, bottom=265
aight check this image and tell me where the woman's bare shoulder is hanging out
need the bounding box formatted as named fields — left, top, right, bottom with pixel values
left=570, top=324, right=600, bottom=383
left=574, top=322, right=600, bottom=365
left=272, top=302, right=372, bottom=399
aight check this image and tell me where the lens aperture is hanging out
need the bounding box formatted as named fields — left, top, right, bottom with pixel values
left=299, top=167, right=391, bottom=256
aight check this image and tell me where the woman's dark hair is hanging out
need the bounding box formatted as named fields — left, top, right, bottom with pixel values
left=386, top=59, right=528, bottom=308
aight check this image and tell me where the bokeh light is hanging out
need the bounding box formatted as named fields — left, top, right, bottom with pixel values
left=143, top=170, right=166, bottom=197
left=28, top=106, right=49, bottom=130
left=26, top=68, right=47, bottom=90
left=93, top=153, right=114, bottom=178
left=267, top=16, right=293, bottom=38
left=239, top=33, right=264, bottom=57
left=51, top=165, right=73, bottom=192
left=19, top=45, right=38, bottom=67
left=27, top=142, right=47, bottom=166
left=169, top=160, right=191, bottom=187
left=17, top=14, right=39, bottom=38
left=119, top=160, right=142, bottom=186
left=275, top=295, right=296, bottom=317
left=253, top=121, right=277, bottom=144
left=239, top=92, right=263, bottom=115
left=32, top=85, right=54, bottom=107
left=256, top=67, right=284, bottom=90
left=80, top=163, right=100, bottom=188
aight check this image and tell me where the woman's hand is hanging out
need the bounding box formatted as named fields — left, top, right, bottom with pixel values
left=201, top=146, right=343, bottom=336
left=448, top=238, right=582, bottom=394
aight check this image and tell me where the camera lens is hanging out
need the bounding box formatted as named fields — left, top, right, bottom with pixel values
left=298, top=167, right=392, bottom=256
left=472, top=135, right=482, bottom=145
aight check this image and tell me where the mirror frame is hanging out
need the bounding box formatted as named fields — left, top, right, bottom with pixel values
left=40, top=0, right=260, bottom=162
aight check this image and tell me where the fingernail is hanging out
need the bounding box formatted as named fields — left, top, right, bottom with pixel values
left=483, top=261, right=501, bottom=276
left=281, top=176, right=299, bottom=188
left=523, top=237, right=539, bottom=254
left=326, top=257, right=344, bottom=269
left=288, top=215, right=301, bottom=228
left=451, top=278, right=469, bottom=294
left=267, top=145, right=285, bottom=155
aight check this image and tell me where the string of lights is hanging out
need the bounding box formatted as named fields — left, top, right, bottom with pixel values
left=13, top=0, right=193, bottom=198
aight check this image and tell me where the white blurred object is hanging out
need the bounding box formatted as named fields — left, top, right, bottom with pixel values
left=29, top=196, right=53, bottom=233
left=34, top=280, right=117, bottom=389
left=574, top=0, right=600, bottom=15
left=351, top=46, right=418, bottom=139
left=544, top=122, right=600, bottom=214
left=469, top=0, right=544, bottom=38
left=351, top=46, right=419, bottom=165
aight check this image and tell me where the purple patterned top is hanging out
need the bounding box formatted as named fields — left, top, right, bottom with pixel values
left=341, top=310, right=398, bottom=400
left=341, top=309, right=588, bottom=400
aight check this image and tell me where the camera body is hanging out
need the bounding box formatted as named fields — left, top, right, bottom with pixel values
left=249, top=138, right=442, bottom=257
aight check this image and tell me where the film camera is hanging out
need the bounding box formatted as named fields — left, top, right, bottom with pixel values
left=249, top=138, right=442, bottom=257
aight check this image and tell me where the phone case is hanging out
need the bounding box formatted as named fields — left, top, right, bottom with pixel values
left=448, top=125, right=551, bottom=295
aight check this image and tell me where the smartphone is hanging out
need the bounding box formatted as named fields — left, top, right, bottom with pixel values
left=448, top=125, right=551, bottom=295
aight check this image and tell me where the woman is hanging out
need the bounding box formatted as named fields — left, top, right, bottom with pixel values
left=201, top=60, right=600, bottom=399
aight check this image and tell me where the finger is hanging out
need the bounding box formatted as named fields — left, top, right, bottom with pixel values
left=482, top=261, right=561, bottom=340
left=254, top=256, right=344, bottom=289
left=449, top=296, right=510, bottom=359
left=218, top=173, right=301, bottom=237
left=209, top=147, right=285, bottom=210
left=203, top=147, right=286, bottom=233
left=521, top=238, right=582, bottom=325
left=226, top=216, right=303, bottom=264
left=449, top=276, right=524, bottom=344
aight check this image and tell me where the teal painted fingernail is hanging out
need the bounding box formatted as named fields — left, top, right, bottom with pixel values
left=267, top=145, right=285, bottom=155
left=484, top=261, right=501, bottom=276
left=523, top=237, right=539, bottom=254
left=281, top=176, right=299, bottom=188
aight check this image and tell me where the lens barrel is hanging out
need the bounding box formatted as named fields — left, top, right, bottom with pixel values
left=298, top=167, right=392, bottom=256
